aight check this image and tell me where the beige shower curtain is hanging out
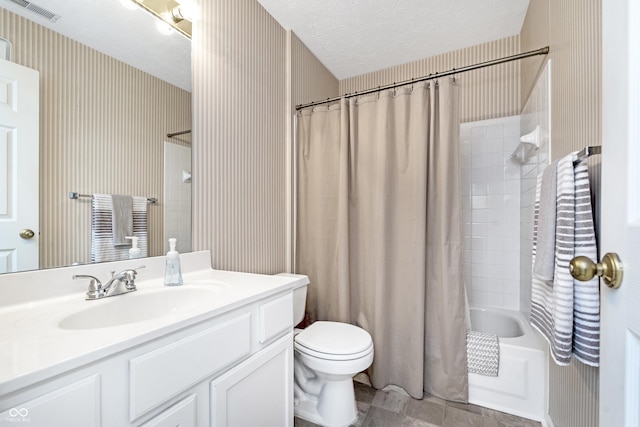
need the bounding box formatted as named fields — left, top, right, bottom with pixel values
left=296, top=80, right=467, bottom=402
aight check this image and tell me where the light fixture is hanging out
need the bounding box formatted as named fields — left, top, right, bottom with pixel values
left=174, top=0, right=198, bottom=21
left=170, top=6, right=186, bottom=22
left=129, top=0, right=193, bottom=39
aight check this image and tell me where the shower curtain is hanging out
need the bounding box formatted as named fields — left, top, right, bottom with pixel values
left=296, top=80, right=468, bottom=402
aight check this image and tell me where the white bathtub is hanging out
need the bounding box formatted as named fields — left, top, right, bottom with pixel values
left=468, top=307, right=547, bottom=422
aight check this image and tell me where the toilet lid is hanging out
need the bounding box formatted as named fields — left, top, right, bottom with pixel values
left=294, top=321, right=372, bottom=356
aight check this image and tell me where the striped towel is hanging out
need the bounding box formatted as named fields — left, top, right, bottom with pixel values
left=467, top=330, right=500, bottom=376
left=572, top=161, right=600, bottom=366
left=530, top=152, right=600, bottom=366
left=91, top=194, right=148, bottom=263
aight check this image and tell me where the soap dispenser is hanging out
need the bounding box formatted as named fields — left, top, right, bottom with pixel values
left=164, top=238, right=183, bottom=286
left=125, top=236, right=141, bottom=259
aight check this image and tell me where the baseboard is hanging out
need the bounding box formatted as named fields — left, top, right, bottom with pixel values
left=542, top=413, right=555, bottom=427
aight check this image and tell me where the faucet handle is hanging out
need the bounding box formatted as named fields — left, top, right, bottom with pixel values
left=124, top=265, right=146, bottom=290
left=110, top=265, right=145, bottom=277
left=72, top=274, right=103, bottom=300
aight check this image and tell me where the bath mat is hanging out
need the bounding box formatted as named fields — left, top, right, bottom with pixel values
left=466, top=330, right=499, bottom=377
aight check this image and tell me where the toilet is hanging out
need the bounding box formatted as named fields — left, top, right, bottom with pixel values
left=284, top=274, right=374, bottom=427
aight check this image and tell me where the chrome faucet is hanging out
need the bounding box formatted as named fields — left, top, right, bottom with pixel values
left=73, top=266, right=145, bottom=300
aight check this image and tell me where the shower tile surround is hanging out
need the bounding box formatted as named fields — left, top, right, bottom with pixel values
left=163, top=142, right=192, bottom=254
left=519, top=61, right=551, bottom=316
left=460, top=117, right=521, bottom=310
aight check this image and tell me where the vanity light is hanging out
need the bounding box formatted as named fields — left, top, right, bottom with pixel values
left=170, top=6, right=186, bottom=23
left=174, top=0, right=198, bottom=21
left=131, top=0, right=193, bottom=39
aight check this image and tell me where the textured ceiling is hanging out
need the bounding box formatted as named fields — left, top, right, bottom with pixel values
left=3, top=0, right=529, bottom=90
left=257, top=0, right=530, bottom=79
left=1, top=0, right=191, bottom=91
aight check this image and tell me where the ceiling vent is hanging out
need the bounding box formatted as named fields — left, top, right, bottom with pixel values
left=7, top=0, right=61, bottom=22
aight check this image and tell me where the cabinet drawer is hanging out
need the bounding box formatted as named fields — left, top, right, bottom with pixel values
left=258, top=292, right=293, bottom=344
left=140, top=395, right=196, bottom=427
left=130, top=313, right=252, bottom=420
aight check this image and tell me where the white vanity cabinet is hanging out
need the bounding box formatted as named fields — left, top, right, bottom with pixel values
left=0, top=289, right=294, bottom=427
left=0, top=375, right=101, bottom=427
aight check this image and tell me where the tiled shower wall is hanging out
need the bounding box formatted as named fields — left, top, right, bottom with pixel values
left=519, top=61, right=551, bottom=316
left=163, top=142, right=192, bottom=255
left=460, top=117, right=521, bottom=310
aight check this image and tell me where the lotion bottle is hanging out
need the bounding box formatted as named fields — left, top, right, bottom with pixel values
left=125, top=236, right=141, bottom=259
left=164, top=238, right=183, bottom=286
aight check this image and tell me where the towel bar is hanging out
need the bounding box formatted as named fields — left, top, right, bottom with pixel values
left=69, top=192, right=157, bottom=204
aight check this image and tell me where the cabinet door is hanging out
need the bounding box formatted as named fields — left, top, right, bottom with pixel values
left=210, top=333, right=293, bottom=427
left=140, top=395, right=196, bottom=427
left=0, top=375, right=100, bottom=427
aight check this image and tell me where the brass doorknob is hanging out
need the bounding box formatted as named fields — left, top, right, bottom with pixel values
left=569, top=252, right=623, bottom=289
left=19, top=229, right=35, bottom=239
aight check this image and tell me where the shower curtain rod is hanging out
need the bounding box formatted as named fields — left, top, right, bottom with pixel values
left=295, top=46, right=550, bottom=110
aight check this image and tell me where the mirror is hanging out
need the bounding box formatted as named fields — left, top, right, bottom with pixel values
left=0, top=0, right=191, bottom=273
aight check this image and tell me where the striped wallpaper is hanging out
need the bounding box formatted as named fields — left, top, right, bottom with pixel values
left=191, top=0, right=288, bottom=273
left=286, top=31, right=339, bottom=270
left=521, top=1, right=601, bottom=426
left=339, top=35, right=522, bottom=123
left=0, top=8, right=191, bottom=269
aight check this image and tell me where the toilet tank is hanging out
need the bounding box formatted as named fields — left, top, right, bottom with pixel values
left=275, top=273, right=309, bottom=325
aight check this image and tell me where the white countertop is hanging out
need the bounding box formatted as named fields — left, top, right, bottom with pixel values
left=0, top=252, right=308, bottom=396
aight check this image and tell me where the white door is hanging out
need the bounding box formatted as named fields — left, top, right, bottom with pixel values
left=0, top=59, right=39, bottom=273
left=600, top=1, right=640, bottom=426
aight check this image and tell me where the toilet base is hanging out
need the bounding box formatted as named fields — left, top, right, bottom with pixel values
left=294, top=377, right=358, bottom=427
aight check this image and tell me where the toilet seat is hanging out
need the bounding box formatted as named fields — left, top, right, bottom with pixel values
left=294, top=321, right=373, bottom=361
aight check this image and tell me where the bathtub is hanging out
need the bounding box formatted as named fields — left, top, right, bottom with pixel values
left=468, top=307, right=547, bottom=423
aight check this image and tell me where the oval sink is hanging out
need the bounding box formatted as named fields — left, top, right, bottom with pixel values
left=59, top=286, right=226, bottom=330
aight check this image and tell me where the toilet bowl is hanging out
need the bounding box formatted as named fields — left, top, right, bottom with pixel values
left=294, top=321, right=374, bottom=427
left=276, top=273, right=374, bottom=427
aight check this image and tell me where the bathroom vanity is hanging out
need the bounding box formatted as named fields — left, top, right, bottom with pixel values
left=0, top=251, right=307, bottom=426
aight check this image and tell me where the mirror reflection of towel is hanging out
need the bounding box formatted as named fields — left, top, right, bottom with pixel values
left=111, top=194, right=133, bottom=247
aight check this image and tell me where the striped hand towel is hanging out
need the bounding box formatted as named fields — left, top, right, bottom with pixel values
left=91, top=194, right=148, bottom=263
left=530, top=152, right=600, bottom=367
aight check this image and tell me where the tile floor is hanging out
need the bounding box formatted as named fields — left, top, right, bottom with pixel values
left=294, top=381, right=542, bottom=427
